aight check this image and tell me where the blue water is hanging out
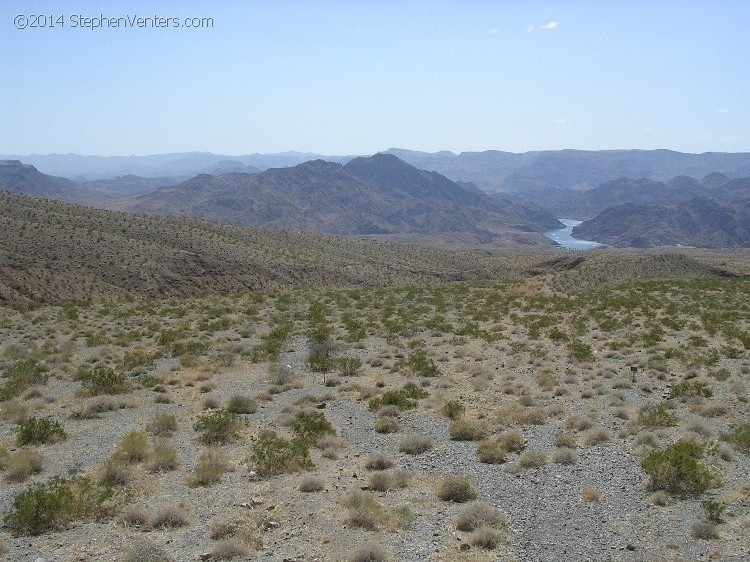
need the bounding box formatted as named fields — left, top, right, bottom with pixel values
left=544, top=219, right=607, bottom=250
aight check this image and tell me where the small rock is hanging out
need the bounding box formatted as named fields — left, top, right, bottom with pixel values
left=199, top=553, right=212, bottom=561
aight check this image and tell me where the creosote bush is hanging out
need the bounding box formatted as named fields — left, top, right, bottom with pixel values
left=79, top=367, right=130, bottom=396
left=638, top=403, right=677, bottom=428
left=443, top=399, right=465, bottom=420
left=16, top=416, right=67, bottom=446
left=251, top=435, right=313, bottom=476
left=291, top=411, right=335, bottom=442
left=641, top=440, right=713, bottom=497
left=193, top=409, right=243, bottom=445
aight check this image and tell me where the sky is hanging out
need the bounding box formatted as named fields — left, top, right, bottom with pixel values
left=2, top=0, right=749, bottom=156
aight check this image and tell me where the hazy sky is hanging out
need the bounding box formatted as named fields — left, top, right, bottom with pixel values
left=2, top=0, right=748, bottom=156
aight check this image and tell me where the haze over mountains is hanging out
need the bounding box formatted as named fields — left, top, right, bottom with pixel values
left=2, top=148, right=750, bottom=249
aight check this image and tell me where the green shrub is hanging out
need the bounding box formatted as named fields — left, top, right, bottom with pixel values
left=193, top=409, right=243, bottom=445
left=670, top=380, right=713, bottom=399
left=568, top=340, right=594, bottom=362
left=641, top=440, right=713, bottom=497
left=702, top=500, right=725, bottom=523
left=443, top=399, right=465, bottom=420
left=291, top=411, right=335, bottom=441
left=0, top=359, right=48, bottom=401
left=251, top=435, right=313, bottom=476
left=721, top=423, right=750, bottom=452
left=638, top=403, right=677, bottom=428
left=3, top=475, right=116, bottom=536
left=17, top=416, right=67, bottom=446
left=437, top=475, right=477, bottom=503
left=80, top=367, right=129, bottom=396
left=368, top=387, right=427, bottom=412
left=408, top=350, right=441, bottom=377
left=337, top=356, right=362, bottom=376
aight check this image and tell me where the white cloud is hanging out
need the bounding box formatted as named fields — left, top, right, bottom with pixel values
left=528, top=21, right=558, bottom=32
left=554, top=118, right=568, bottom=124
left=716, top=108, right=729, bottom=114
left=489, top=27, right=498, bottom=34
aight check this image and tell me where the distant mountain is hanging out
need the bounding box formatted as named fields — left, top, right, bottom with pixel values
left=81, top=174, right=184, bottom=197
left=386, top=149, right=750, bottom=193
left=198, top=160, right=261, bottom=176
left=121, top=154, right=562, bottom=246
left=0, top=160, right=84, bottom=200
left=572, top=197, right=750, bottom=248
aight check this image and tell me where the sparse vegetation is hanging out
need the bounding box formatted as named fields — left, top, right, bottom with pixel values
left=251, top=435, right=313, bottom=476
left=193, top=409, right=243, bottom=445
left=437, top=475, right=477, bottom=502
left=16, top=416, right=67, bottom=446
left=641, top=440, right=714, bottom=497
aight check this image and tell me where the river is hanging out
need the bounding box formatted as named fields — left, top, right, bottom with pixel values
left=544, top=219, right=607, bottom=250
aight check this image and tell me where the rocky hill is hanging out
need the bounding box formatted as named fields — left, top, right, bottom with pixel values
left=572, top=197, right=750, bottom=248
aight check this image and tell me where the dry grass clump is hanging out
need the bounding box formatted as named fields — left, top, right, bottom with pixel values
left=437, top=475, right=477, bottom=503
left=519, top=450, right=547, bottom=469
left=468, top=526, right=504, bottom=550
left=510, top=406, right=548, bottom=426
left=226, top=395, right=258, bottom=414
left=690, top=521, right=719, bottom=540
left=455, top=501, right=507, bottom=532
left=553, top=431, right=577, bottom=448
left=2, top=448, right=44, bottom=482
left=580, top=485, right=601, bottom=503
left=100, top=461, right=132, bottom=488
left=349, top=543, right=391, bottom=562
left=212, top=538, right=250, bottom=560
left=318, top=435, right=347, bottom=459
left=647, top=491, right=670, bottom=506
left=121, top=506, right=151, bottom=527
left=497, top=429, right=526, bottom=452
left=148, top=442, right=179, bottom=473
left=551, top=447, right=577, bottom=465
left=565, top=415, right=593, bottom=432
left=298, top=474, right=325, bottom=492
left=146, top=413, right=178, bottom=437
left=151, top=505, right=189, bottom=528
left=114, top=431, right=149, bottom=463
left=398, top=434, right=433, bottom=455
left=340, top=490, right=389, bottom=530
left=364, top=453, right=394, bottom=471
left=582, top=427, right=610, bottom=446
left=449, top=418, right=489, bottom=441
left=374, top=416, right=400, bottom=434
left=188, top=450, right=233, bottom=487
left=368, top=470, right=410, bottom=492
left=476, top=439, right=506, bottom=464
left=122, top=540, right=173, bottom=562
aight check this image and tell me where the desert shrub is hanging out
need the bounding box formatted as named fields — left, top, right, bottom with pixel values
left=437, top=475, right=477, bottom=503
left=702, top=499, right=725, bottom=523
left=582, top=427, right=610, bottom=446
left=368, top=387, right=427, bottom=412
left=553, top=431, right=577, bottom=448
left=408, top=350, right=441, bottom=377
left=122, top=540, right=173, bottom=562
left=398, top=434, right=433, bottom=455
left=647, top=490, right=670, bottom=506
left=568, top=340, right=594, bottom=362
left=337, top=356, right=362, bottom=376
left=374, top=416, right=400, bottom=434
left=368, top=470, right=410, bottom=492
left=497, top=429, right=526, bottom=452
left=519, top=450, right=547, bottom=469
left=449, top=418, right=489, bottom=441
left=212, top=538, right=249, bottom=560
left=100, top=461, right=131, bottom=488
left=251, top=435, right=313, bottom=476
left=227, top=395, right=258, bottom=414
left=148, top=442, right=179, bottom=473
left=443, top=399, right=465, bottom=420
left=3, top=448, right=44, bottom=482
left=0, top=359, right=48, bottom=400
left=114, top=431, right=149, bottom=463
left=3, top=475, right=116, bottom=536
left=188, top=450, right=233, bottom=487
left=349, top=543, right=390, bottom=562
left=638, top=403, right=677, bottom=428
left=468, top=526, right=503, bottom=549
left=146, top=413, right=178, bottom=437
left=720, top=423, right=750, bottom=452
left=580, top=485, right=601, bottom=502
left=341, top=490, right=387, bottom=530
left=642, top=440, right=713, bottom=496
left=364, top=453, right=394, bottom=471
left=80, top=367, right=129, bottom=396
left=298, top=474, right=325, bottom=492
left=671, top=380, right=713, bottom=399
left=16, top=416, right=66, bottom=446
left=476, top=440, right=506, bottom=464
left=551, top=447, right=577, bottom=465
left=565, top=415, right=592, bottom=432
left=291, top=411, right=335, bottom=441
left=151, top=505, right=189, bottom=528
left=455, top=501, right=506, bottom=532
left=193, top=409, right=243, bottom=445
left=690, top=521, right=719, bottom=540
left=203, top=395, right=220, bottom=409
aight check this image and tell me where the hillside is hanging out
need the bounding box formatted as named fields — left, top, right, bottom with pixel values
left=0, top=190, right=523, bottom=304
left=0, top=160, right=84, bottom=201
left=121, top=155, right=562, bottom=245
left=572, top=197, right=750, bottom=248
